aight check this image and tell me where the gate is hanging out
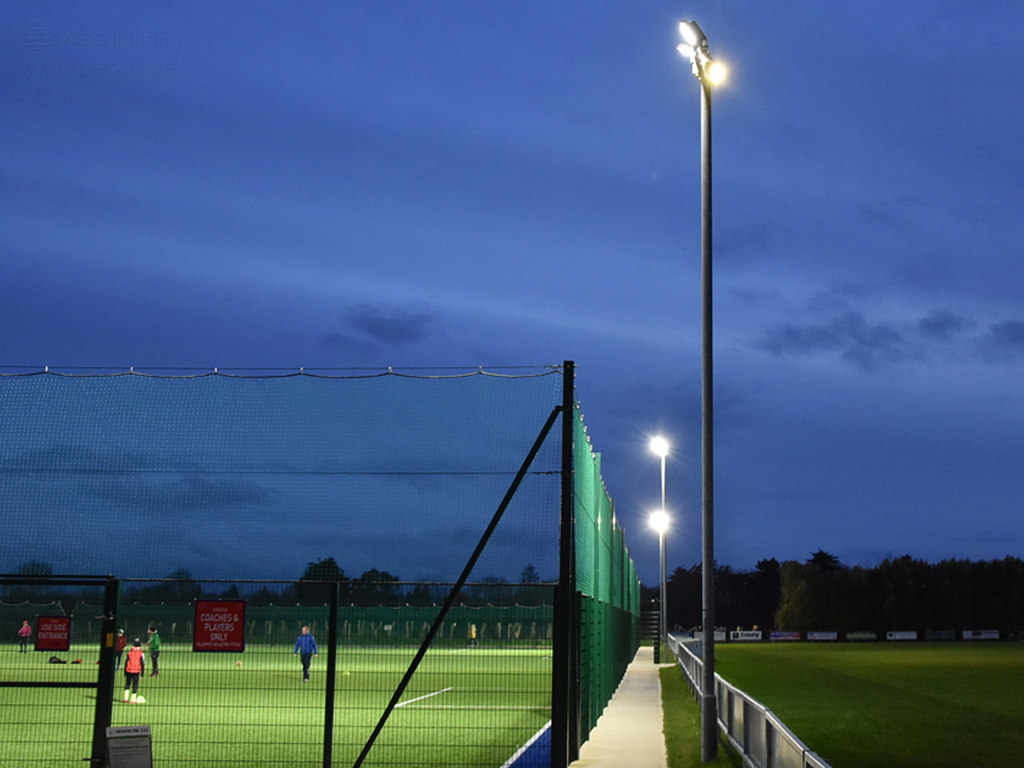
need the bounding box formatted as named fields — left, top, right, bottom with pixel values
left=0, top=575, right=119, bottom=766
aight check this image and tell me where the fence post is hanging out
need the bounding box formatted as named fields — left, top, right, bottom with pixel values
left=322, top=581, right=339, bottom=767
left=89, top=577, right=119, bottom=766
left=551, top=360, right=576, bottom=768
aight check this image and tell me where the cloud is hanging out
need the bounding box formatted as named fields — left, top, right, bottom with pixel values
left=756, top=311, right=912, bottom=372
left=978, top=320, right=1024, bottom=362
left=917, top=310, right=974, bottom=341
left=0, top=443, right=274, bottom=513
left=346, top=304, right=436, bottom=345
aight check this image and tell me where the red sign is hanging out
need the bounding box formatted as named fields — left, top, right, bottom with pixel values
left=36, top=616, right=71, bottom=652
left=193, top=600, right=246, bottom=652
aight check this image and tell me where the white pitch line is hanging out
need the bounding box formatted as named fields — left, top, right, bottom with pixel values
left=395, top=686, right=453, bottom=708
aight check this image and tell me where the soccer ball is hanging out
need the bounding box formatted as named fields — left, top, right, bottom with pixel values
left=135, top=696, right=146, bottom=704
left=235, top=660, right=243, bottom=666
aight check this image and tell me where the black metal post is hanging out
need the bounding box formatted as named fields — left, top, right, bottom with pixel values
left=323, top=580, right=339, bottom=768
left=551, top=360, right=576, bottom=767
left=90, top=577, right=119, bottom=766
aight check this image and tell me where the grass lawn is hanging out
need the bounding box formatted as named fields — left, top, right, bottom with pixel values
left=714, top=642, right=1024, bottom=768
left=660, top=665, right=734, bottom=768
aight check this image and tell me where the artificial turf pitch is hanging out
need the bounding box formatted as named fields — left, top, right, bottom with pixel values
left=0, top=644, right=552, bottom=767
left=713, top=641, right=1024, bottom=768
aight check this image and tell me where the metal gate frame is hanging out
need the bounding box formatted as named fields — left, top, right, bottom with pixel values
left=0, top=575, right=119, bottom=766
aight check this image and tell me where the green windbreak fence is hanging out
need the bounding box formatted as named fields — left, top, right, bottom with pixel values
left=0, top=365, right=641, bottom=767
left=572, top=402, right=641, bottom=743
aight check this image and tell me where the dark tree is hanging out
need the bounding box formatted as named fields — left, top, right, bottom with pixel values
left=352, top=569, right=401, bottom=605
left=298, top=557, right=350, bottom=603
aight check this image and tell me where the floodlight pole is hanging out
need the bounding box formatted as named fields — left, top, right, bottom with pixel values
left=678, top=18, right=720, bottom=763
left=698, top=66, right=717, bottom=762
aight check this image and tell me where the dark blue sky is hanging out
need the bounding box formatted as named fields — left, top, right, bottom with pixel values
left=2, top=2, right=1022, bottom=585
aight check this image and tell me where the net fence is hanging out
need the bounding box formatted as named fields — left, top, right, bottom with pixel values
left=0, top=366, right=641, bottom=767
left=0, top=581, right=553, bottom=768
left=0, top=368, right=563, bottom=585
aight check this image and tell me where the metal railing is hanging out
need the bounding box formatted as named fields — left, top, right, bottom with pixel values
left=667, top=634, right=831, bottom=768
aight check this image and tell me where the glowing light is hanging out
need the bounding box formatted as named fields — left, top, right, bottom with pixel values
left=679, top=20, right=705, bottom=48
left=649, top=435, right=670, bottom=458
left=649, top=509, right=670, bottom=534
left=707, top=61, right=727, bottom=85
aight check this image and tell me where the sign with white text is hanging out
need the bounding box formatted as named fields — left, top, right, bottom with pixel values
left=35, top=616, right=71, bottom=652
left=193, top=600, right=246, bottom=652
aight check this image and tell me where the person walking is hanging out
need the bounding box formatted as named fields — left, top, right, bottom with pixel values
left=115, top=629, right=127, bottom=669
left=293, top=625, right=318, bottom=683
left=17, top=620, right=32, bottom=652
left=123, top=638, right=145, bottom=704
left=146, top=625, right=161, bottom=676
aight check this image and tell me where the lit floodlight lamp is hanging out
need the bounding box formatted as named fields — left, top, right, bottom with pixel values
left=679, top=19, right=707, bottom=50
left=678, top=19, right=726, bottom=87
left=707, top=61, right=727, bottom=85
left=649, top=435, right=670, bottom=459
left=649, top=509, right=670, bottom=534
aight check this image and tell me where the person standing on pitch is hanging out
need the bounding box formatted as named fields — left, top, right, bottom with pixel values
left=123, top=638, right=145, bottom=703
left=293, top=625, right=318, bottom=683
left=17, top=620, right=32, bottom=652
left=115, top=629, right=127, bottom=669
left=146, top=625, right=161, bottom=676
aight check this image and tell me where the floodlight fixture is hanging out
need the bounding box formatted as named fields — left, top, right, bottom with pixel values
left=649, top=435, right=670, bottom=459
left=678, top=19, right=725, bottom=86
left=679, top=20, right=707, bottom=50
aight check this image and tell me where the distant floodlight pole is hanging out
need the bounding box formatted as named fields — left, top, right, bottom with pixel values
left=677, top=18, right=723, bottom=763
left=648, top=508, right=669, bottom=664
left=649, top=437, right=670, bottom=662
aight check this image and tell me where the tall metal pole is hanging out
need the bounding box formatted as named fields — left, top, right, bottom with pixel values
left=659, top=453, right=667, bottom=660
left=698, top=70, right=718, bottom=764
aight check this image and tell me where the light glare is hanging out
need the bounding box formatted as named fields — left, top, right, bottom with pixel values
left=649, top=509, right=670, bottom=534
left=707, top=61, right=727, bottom=85
left=649, top=435, right=670, bottom=458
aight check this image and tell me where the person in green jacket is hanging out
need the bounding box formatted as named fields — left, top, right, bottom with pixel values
left=146, top=625, right=162, bottom=676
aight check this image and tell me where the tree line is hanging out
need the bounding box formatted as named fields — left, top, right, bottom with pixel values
left=2, top=558, right=551, bottom=607
left=654, top=551, right=1024, bottom=637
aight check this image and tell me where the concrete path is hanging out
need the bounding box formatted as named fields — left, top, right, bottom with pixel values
left=568, top=646, right=669, bottom=768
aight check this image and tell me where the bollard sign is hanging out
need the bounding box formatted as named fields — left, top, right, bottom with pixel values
left=36, top=616, right=71, bottom=652
left=193, top=600, right=246, bottom=652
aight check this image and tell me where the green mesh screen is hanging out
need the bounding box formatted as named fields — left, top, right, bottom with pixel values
left=0, top=370, right=563, bottom=585
left=571, top=401, right=641, bottom=744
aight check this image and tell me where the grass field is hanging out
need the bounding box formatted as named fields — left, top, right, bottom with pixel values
left=0, top=642, right=552, bottom=767
left=714, top=642, right=1024, bottom=768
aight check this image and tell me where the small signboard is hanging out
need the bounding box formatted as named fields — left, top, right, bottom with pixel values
left=193, top=600, right=246, bottom=652
left=35, top=616, right=71, bottom=652
left=107, top=725, right=153, bottom=768
left=729, top=630, right=762, bottom=642
left=886, top=630, right=918, bottom=641
left=963, top=629, right=999, bottom=640
left=807, top=631, right=838, bottom=642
